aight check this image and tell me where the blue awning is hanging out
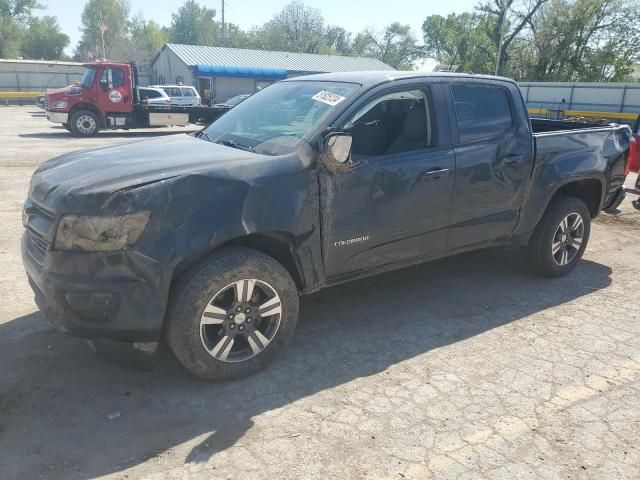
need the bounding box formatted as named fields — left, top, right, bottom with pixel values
left=195, top=64, right=287, bottom=80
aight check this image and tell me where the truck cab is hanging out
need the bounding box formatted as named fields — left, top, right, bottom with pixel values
left=46, top=62, right=136, bottom=135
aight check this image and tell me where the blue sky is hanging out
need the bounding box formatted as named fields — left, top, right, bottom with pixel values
left=43, top=0, right=478, bottom=58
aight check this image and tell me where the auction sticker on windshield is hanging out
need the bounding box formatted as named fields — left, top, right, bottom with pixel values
left=312, top=90, right=346, bottom=107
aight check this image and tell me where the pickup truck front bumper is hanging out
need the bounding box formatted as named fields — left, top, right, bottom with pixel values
left=22, top=231, right=170, bottom=343
left=46, top=111, right=68, bottom=124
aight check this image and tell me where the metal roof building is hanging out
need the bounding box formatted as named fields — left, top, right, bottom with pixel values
left=149, top=43, right=394, bottom=105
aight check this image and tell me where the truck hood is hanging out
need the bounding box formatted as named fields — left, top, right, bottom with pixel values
left=30, top=134, right=263, bottom=212
left=46, top=85, right=81, bottom=101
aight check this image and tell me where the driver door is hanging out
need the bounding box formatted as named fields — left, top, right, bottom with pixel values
left=96, top=67, right=131, bottom=114
left=318, top=83, right=456, bottom=280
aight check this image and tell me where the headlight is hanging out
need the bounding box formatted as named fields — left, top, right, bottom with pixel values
left=51, top=100, right=68, bottom=110
left=54, top=212, right=150, bottom=251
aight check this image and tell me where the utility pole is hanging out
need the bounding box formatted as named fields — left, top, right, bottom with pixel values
left=495, top=0, right=507, bottom=76
left=221, top=0, right=226, bottom=45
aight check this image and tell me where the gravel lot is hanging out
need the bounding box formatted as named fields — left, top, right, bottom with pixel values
left=1, top=106, right=639, bottom=480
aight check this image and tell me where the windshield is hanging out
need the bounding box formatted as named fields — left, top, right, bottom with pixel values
left=80, top=68, right=96, bottom=89
left=202, top=81, right=359, bottom=156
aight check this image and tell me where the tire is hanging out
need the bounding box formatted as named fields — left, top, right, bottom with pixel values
left=62, top=123, right=72, bottom=132
left=525, top=195, right=591, bottom=277
left=166, top=247, right=299, bottom=381
left=69, top=110, right=100, bottom=137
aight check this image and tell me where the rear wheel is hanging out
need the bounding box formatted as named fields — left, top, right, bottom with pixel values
left=525, top=196, right=591, bottom=277
left=69, top=110, right=100, bottom=137
left=166, top=248, right=299, bottom=381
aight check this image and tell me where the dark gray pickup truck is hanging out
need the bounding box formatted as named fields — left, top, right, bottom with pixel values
left=22, top=72, right=631, bottom=380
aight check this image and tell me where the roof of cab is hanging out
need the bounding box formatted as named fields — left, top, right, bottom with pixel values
left=282, top=70, right=517, bottom=88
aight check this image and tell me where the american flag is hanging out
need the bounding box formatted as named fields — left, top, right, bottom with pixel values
left=99, top=21, right=108, bottom=33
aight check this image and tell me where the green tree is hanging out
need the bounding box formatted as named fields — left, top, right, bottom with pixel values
left=21, top=15, right=69, bottom=59
left=511, top=0, right=640, bottom=81
left=478, top=0, right=550, bottom=75
left=0, top=0, right=40, bottom=57
left=355, top=23, right=421, bottom=70
left=422, top=12, right=494, bottom=72
left=129, top=15, right=165, bottom=52
left=251, top=0, right=326, bottom=53
left=169, top=0, right=217, bottom=46
left=0, top=0, right=40, bottom=20
left=323, top=26, right=355, bottom=55
left=75, top=0, right=130, bottom=60
left=0, top=17, right=25, bottom=57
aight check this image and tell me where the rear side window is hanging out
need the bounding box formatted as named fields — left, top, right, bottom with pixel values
left=182, top=88, right=196, bottom=97
left=451, top=84, right=513, bottom=142
left=163, top=87, right=182, bottom=97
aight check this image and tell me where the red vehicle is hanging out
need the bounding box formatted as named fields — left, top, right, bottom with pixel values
left=45, top=61, right=229, bottom=136
left=629, top=117, right=640, bottom=189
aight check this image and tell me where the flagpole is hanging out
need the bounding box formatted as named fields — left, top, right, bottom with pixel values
left=101, top=29, right=106, bottom=60
left=100, top=11, right=107, bottom=60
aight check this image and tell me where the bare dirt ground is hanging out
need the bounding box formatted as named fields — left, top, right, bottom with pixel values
left=0, top=106, right=639, bottom=480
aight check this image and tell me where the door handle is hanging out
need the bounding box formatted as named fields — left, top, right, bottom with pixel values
left=500, top=154, right=526, bottom=165
left=420, top=168, right=450, bottom=181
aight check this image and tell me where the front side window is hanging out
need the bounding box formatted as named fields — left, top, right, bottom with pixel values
left=202, top=81, right=359, bottom=156
left=451, top=84, right=513, bottom=143
left=343, top=89, right=434, bottom=157
left=100, top=68, right=124, bottom=89
left=182, top=88, right=196, bottom=97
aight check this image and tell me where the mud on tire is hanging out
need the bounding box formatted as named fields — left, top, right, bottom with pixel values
left=165, top=247, right=299, bottom=381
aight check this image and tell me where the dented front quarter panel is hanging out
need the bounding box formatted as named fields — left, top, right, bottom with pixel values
left=24, top=134, right=324, bottom=341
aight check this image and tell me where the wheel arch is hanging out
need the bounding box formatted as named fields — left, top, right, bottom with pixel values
left=69, top=102, right=105, bottom=127
left=171, top=231, right=306, bottom=292
left=550, top=178, right=603, bottom=218
left=517, top=177, right=603, bottom=245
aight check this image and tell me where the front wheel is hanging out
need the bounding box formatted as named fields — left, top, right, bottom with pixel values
left=166, top=248, right=299, bottom=381
left=525, top=196, right=591, bottom=277
left=69, top=110, right=100, bottom=137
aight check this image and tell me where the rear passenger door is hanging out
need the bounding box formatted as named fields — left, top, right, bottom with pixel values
left=447, top=81, right=534, bottom=250
left=319, top=82, right=456, bottom=279
left=164, top=87, right=184, bottom=105
left=181, top=87, right=200, bottom=106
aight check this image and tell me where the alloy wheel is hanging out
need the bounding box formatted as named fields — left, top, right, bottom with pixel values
left=199, top=279, right=282, bottom=362
left=552, top=212, right=584, bottom=266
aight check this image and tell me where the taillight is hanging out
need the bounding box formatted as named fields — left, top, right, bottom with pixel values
left=627, top=135, right=639, bottom=175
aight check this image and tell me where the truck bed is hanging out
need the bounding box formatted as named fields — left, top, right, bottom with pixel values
left=531, top=120, right=630, bottom=211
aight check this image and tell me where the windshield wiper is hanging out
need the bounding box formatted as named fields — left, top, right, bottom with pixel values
left=215, top=139, right=254, bottom=152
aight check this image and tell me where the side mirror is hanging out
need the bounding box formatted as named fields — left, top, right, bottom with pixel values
left=322, top=133, right=352, bottom=164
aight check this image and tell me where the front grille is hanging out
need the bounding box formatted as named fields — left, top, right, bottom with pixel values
left=43, top=93, right=49, bottom=110
left=24, top=198, right=56, bottom=265
left=26, top=229, right=50, bottom=265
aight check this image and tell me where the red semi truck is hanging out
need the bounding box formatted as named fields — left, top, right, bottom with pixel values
left=44, top=61, right=229, bottom=136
